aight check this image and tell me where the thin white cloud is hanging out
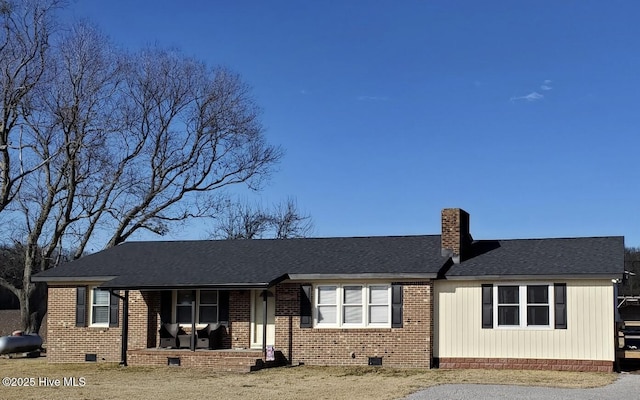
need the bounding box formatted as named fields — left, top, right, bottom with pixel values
left=510, top=92, right=544, bottom=102
left=510, top=80, right=553, bottom=102
left=357, top=95, right=389, bottom=101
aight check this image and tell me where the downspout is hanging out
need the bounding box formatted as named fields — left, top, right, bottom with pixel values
left=110, top=290, right=128, bottom=366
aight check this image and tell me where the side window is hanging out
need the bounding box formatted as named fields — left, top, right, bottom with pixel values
left=497, top=285, right=519, bottom=326
left=91, top=288, right=110, bottom=325
left=527, top=285, right=549, bottom=326
left=488, top=283, right=559, bottom=329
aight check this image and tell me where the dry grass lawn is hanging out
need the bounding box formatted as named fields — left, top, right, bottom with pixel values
left=0, top=356, right=617, bottom=400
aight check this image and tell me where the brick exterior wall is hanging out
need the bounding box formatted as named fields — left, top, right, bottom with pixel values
left=274, top=281, right=433, bottom=368
left=47, top=287, right=256, bottom=364
left=229, top=290, right=251, bottom=349
left=47, top=283, right=434, bottom=369
left=47, top=286, right=152, bottom=363
left=438, top=357, right=614, bottom=372
left=127, top=349, right=262, bottom=371
left=144, top=291, right=160, bottom=348
left=48, top=286, right=121, bottom=363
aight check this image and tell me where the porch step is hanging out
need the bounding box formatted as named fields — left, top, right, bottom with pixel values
left=127, top=348, right=264, bottom=372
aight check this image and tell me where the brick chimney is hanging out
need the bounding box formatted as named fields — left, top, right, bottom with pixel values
left=441, top=208, right=472, bottom=263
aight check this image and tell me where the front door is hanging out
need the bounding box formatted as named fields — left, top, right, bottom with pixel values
left=251, top=289, right=275, bottom=349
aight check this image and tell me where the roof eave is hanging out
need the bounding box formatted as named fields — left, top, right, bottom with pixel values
left=287, top=273, right=437, bottom=281
left=441, top=273, right=623, bottom=281
left=98, top=282, right=274, bottom=290
left=31, top=276, right=117, bottom=283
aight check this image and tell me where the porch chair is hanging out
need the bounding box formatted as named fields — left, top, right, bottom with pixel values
left=159, top=323, right=181, bottom=348
left=196, top=323, right=223, bottom=349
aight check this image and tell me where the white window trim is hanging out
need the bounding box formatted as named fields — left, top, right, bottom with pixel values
left=313, top=284, right=391, bottom=329
left=89, top=287, right=110, bottom=328
left=172, top=289, right=219, bottom=326
left=493, top=283, right=554, bottom=330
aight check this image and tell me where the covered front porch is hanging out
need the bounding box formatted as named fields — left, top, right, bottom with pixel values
left=118, top=286, right=281, bottom=371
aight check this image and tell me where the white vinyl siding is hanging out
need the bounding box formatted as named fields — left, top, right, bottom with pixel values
left=434, top=280, right=616, bottom=361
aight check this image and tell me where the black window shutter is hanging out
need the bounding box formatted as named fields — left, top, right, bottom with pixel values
left=76, top=286, right=87, bottom=327
left=109, top=291, right=119, bottom=327
left=554, top=283, right=567, bottom=329
left=218, top=291, right=230, bottom=323
left=300, top=285, right=312, bottom=328
left=481, top=284, right=493, bottom=329
left=160, top=291, right=172, bottom=323
left=391, top=284, right=403, bottom=328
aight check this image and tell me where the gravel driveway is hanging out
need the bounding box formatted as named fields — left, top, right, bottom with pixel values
left=404, top=373, right=640, bottom=400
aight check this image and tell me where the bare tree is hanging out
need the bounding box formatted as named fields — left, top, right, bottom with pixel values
left=0, top=0, right=63, bottom=333
left=212, top=197, right=313, bottom=240
left=0, top=0, right=60, bottom=213
left=211, top=199, right=271, bottom=240
left=0, top=9, right=282, bottom=332
left=271, top=197, right=313, bottom=239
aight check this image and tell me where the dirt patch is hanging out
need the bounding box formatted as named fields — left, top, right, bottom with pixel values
left=0, top=357, right=618, bottom=400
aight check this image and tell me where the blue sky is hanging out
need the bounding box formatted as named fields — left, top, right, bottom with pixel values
left=62, top=1, right=640, bottom=247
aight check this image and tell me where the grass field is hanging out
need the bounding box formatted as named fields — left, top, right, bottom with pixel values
left=0, top=356, right=618, bottom=400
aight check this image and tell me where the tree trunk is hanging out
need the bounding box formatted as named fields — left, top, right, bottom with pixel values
left=17, top=283, right=47, bottom=334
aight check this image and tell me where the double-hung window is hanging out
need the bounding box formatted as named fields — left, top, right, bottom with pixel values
left=343, top=286, right=363, bottom=325
left=76, top=286, right=118, bottom=328
left=492, top=283, right=554, bottom=329
left=317, top=285, right=338, bottom=324
left=369, top=285, right=390, bottom=324
left=91, top=288, right=110, bottom=326
left=315, top=284, right=391, bottom=328
left=198, top=290, right=219, bottom=323
left=175, top=290, right=219, bottom=324
left=176, top=290, right=196, bottom=323
left=527, top=285, right=550, bottom=326
left=497, top=285, right=520, bottom=326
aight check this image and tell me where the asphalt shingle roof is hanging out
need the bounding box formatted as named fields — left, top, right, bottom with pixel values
left=449, top=236, right=624, bottom=278
left=34, top=235, right=446, bottom=288
left=33, top=235, right=624, bottom=288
